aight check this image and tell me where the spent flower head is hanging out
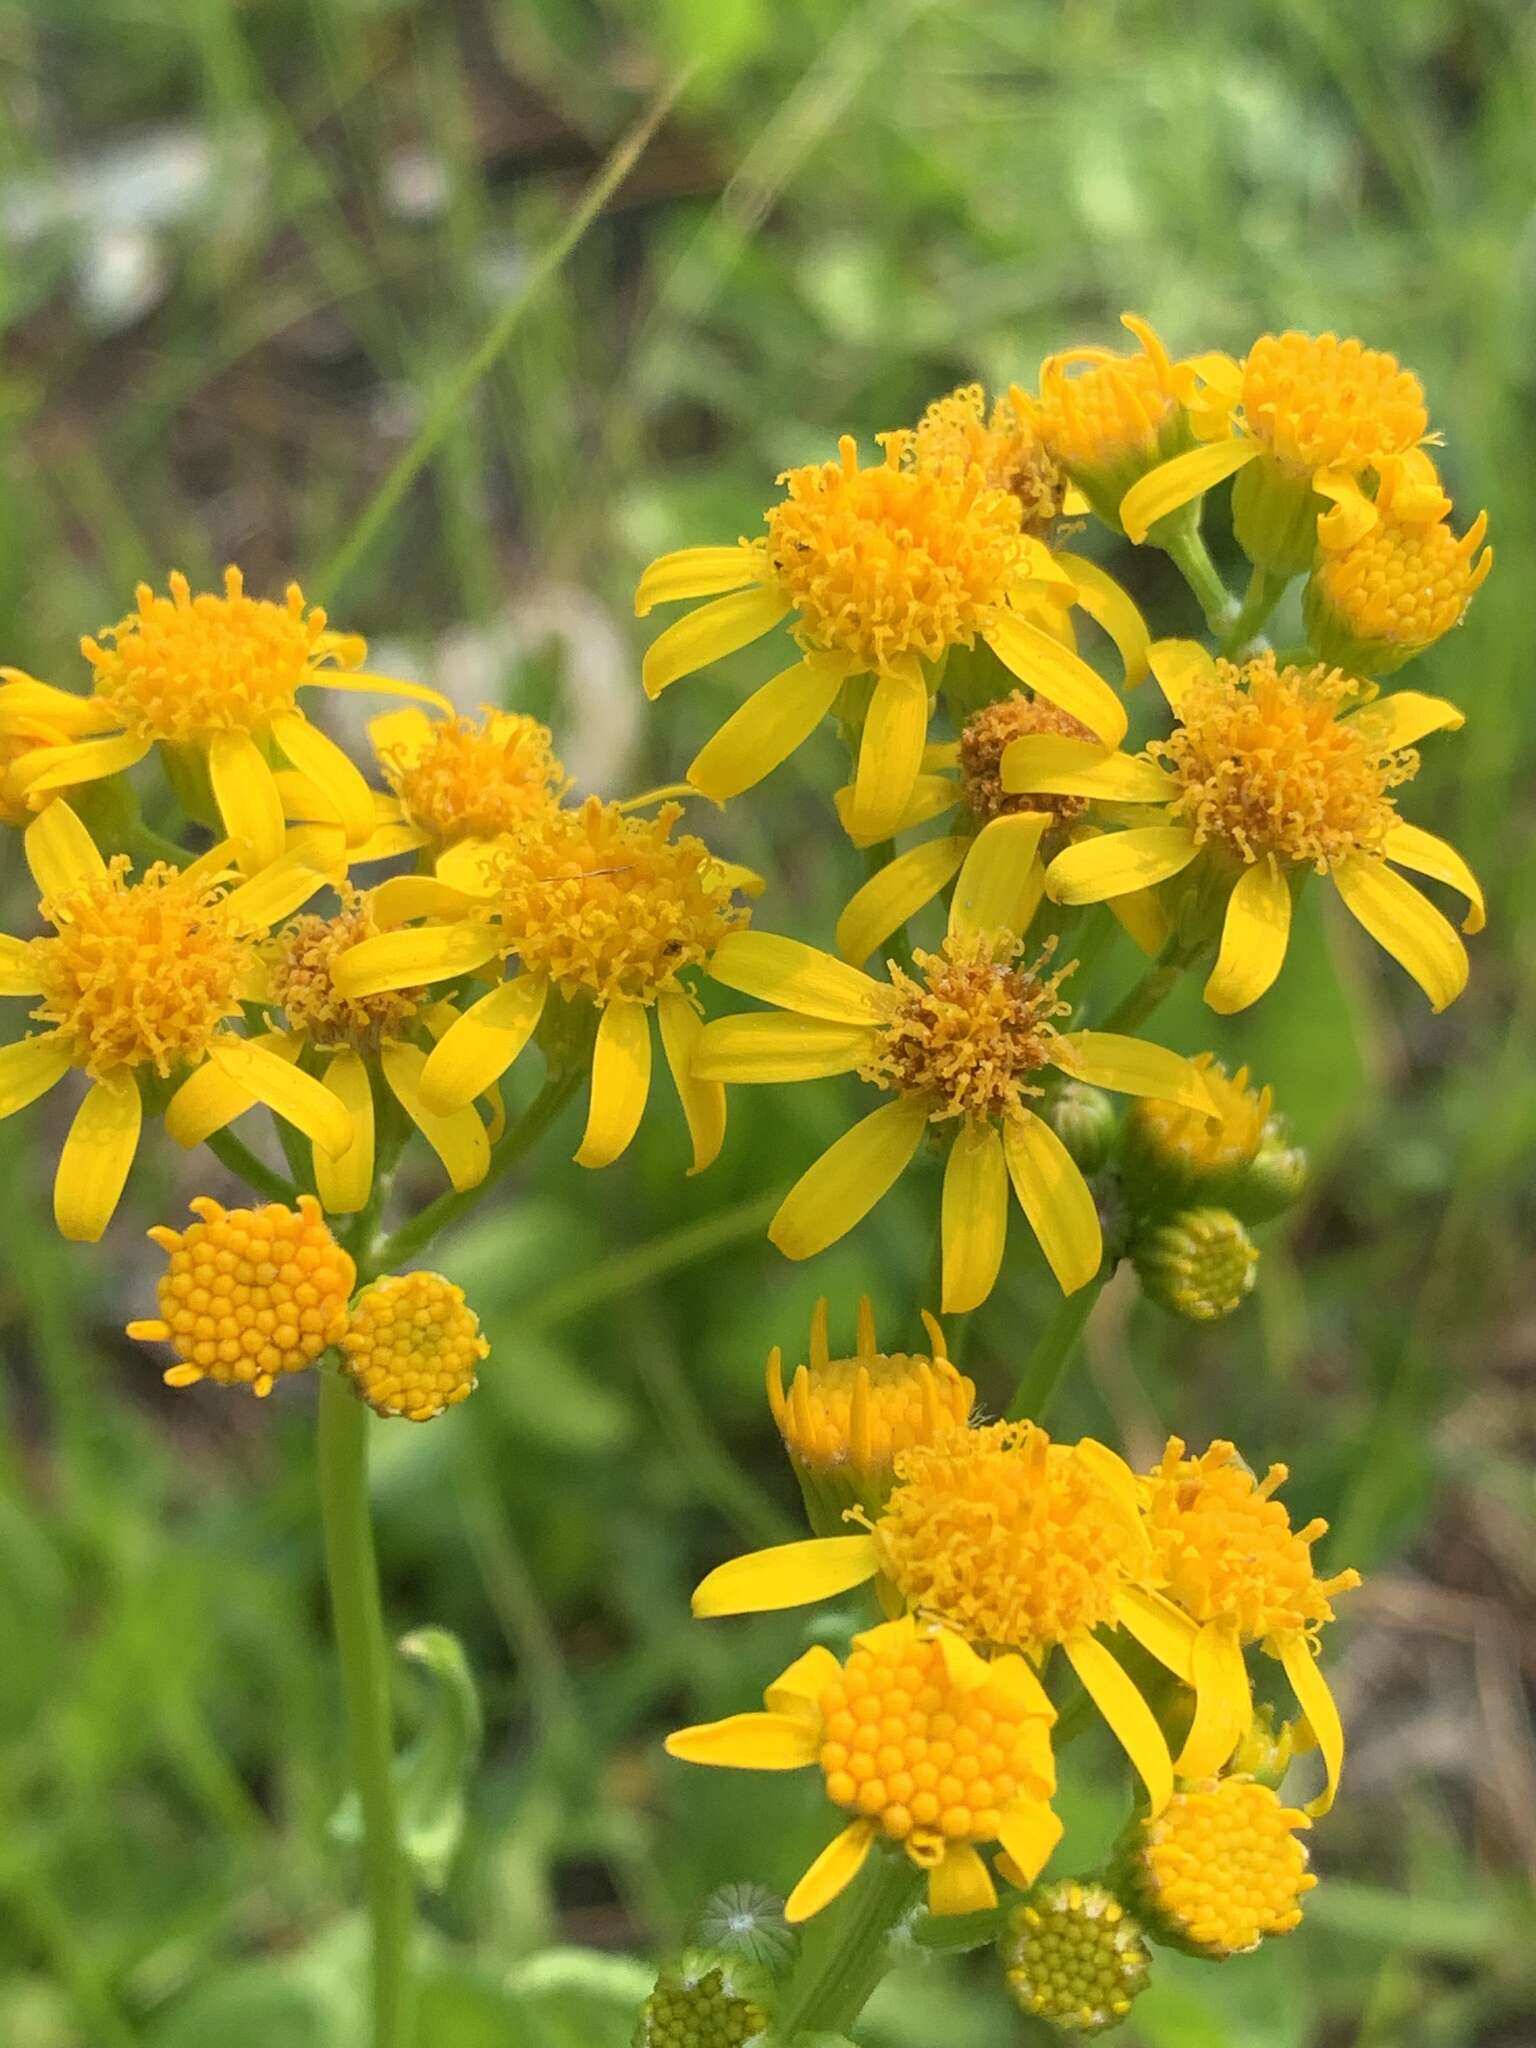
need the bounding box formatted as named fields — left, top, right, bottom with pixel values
left=1000, top=1879, right=1151, bottom=2035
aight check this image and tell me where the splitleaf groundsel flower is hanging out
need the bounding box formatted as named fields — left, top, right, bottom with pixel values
left=691, top=1421, right=1200, bottom=1813
left=127, top=1194, right=354, bottom=1398
left=4, top=569, right=449, bottom=872
left=332, top=797, right=750, bottom=1172
left=1008, top=639, right=1485, bottom=1014
left=667, top=1617, right=1060, bottom=1922
left=1133, top=1208, right=1259, bottom=1323
left=367, top=703, right=568, bottom=857
left=1139, top=1439, right=1360, bottom=1809
left=695, top=821, right=1216, bottom=1308
left=0, top=803, right=349, bottom=1240
left=635, top=430, right=1131, bottom=839
left=339, top=1271, right=488, bottom=1422
left=1000, top=1880, right=1151, bottom=2035
left=1123, top=1052, right=1269, bottom=1206
left=1304, top=500, right=1492, bottom=679
left=0, top=671, right=105, bottom=824
left=634, top=1955, right=771, bottom=2048
left=1129, top=1776, right=1315, bottom=1957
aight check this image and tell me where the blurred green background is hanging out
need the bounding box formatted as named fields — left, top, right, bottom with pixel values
left=2, top=1, right=1534, bottom=2043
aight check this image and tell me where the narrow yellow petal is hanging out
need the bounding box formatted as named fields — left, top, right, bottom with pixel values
left=1204, top=861, right=1292, bottom=1014
left=996, top=1803, right=1064, bottom=1889
left=1046, top=825, right=1199, bottom=906
left=1120, top=438, right=1259, bottom=544
left=709, top=930, right=886, bottom=1025
left=370, top=874, right=489, bottom=928
left=688, top=653, right=850, bottom=801
left=1278, top=1631, right=1344, bottom=1816
left=271, top=711, right=375, bottom=846
left=1063, top=1631, right=1173, bottom=1814
left=1177, top=1621, right=1253, bottom=1779
left=0, top=673, right=122, bottom=735
left=1003, top=1109, right=1101, bottom=1295
left=575, top=997, right=652, bottom=1169
left=1345, top=689, right=1464, bottom=750
left=1052, top=552, right=1150, bottom=685
left=54, top=1070, right=141, bottom=1242
left=927, top=1841, right=997, bottom=1918
left=314, top=1047, right=376, bottom=1215
left=947, top=813, right=1048, bottom=945
left=1383, top=822, right=1485, bottom=934
left=208, top=728, right=286, bottom=872
left=164, top=1052, right=257, bottom=1146
left=769, top=1098, right=929, bottom=1260
left=309, top=669, right=453, bottom=712
left=657, top=991, right=726, bottom=1176
left=222, top=851, right=334, bottom=933
left=1312, top=468, right=1377, bottom=547
left=635, top=544, right=762, bottom=617
left=984, top=612, right=1127, bottom=747
left=0, top=1034, right=71, bottom=1118
left=848, top=660, right=931, bottom=842
left=833, top=771, right=959, bottom=849
left=1053, top=1030, right=1217, bottom=1113
left=209, top=1034, right=354, bottom=1158
left=0, top=934, right=44, bottom=996
left=330, top=923, right=502, bottom=998
left=765, top=1643, right=843, bottom=1720
left=691, top=1012, right=878, bottom=1084
left=663, top=1710, right=821, bottom=1771
left=941, top=1120, right=1008, bottom=1314
left=1113, top=1586, right=1198, bottom=1681
left=1147, top=637, right=1218, bottom=718
left=1332, top=854, right=1467, bottom=1012
left=785, top=1820, right=876, bottom=1925
left=419, top=974, right=548, bottom=1114
left=381, top=1039, right=490, bottom=1190
left=691, top=1534, right=879, bottom=1618
left=25, top=800, right=107, bottom=899
left=1001, top=735, right=1176, bottom=804
left=365, top=706, right=432, bottom=770
left=641, top=586, right=789, bottom=699
left=10, top=731, right=151, bottom=795
left=836, top=836, right=967, bottom=966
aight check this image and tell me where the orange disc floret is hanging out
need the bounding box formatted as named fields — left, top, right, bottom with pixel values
left=1238, top=332, right=1427, bottom=475
left=82, top=567, right=355, bottom=741
left=339, top=1271, right=488, bottom=1422
left=1143, top=1438, right=1360, bottom=1644
left=871, top=1422, right=1152, bottom=1655
left=31, top=857, right=251, bottom=1077
left=910, top=384, right=1067, bottom=534
left=378, top=707, right=566, bottom=846
left=268, top=889, right=425, bottom=1050
left=763, top=433, right=1028, bottom=671
left=959, top=692, right=1095, bottom=828
left=1307, top=508, right=1491, bottom=670
left=128, top=1194, right=355, bottom=1398
left=1134, top=1776, right=1315, bottom=1956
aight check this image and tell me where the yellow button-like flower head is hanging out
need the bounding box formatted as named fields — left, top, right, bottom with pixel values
left=371, top=705, right=566, bottom=850
left=1132, top=1776, right=1315, bottom=1957
left=1305, top=506, right=1491, bottom=678
left=339, top=1270, right=489, bottom=1422
left=268, top=889, right=426, bottom=1053
left=1033, top=315, right=1202, bottom=526
left=1000, top=1879, right=1151, bottom=2035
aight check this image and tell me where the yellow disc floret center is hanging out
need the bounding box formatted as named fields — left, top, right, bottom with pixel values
left=911, top=385, right=1067, bottom=535
left=1139, top=1777, right=1315, bottom=1955
left=1314, top=512, right=1491, bottom=652
left=1131, top=1054, right=1270, bottom=1176
left=773, top=1351, right=976, bottom=1473
left=960, top=692, right=1095, bottom=827
left=1240, top=332, right=1427, bottom=474
left=1035, top=349, right=1178, bottom=471
left=268, top=892, right=425, bottom=1050
left=339, top=1271, right=488, bottom=1422
left=380, top=708, right=566, bottom=845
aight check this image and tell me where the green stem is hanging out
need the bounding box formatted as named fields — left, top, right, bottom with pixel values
left=1098, top=952, right=1184, bottom=1035
left=1220, top=564, right=1289, bottom=657
left=204, top=1128, right=300, bottom=1203
left=775, top=1850, right=925, bottom=2037
left=1160, top=517, right=1236, bottom=638
left=317, top=1371, right=413, bottom=2048
left=1006, top=1275, right=1107, bottom=1422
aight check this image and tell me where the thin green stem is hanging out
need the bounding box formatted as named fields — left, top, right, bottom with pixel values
left=1006, top=1275, right=1107, bottom=1422
left=204, top=1128, right=300, bottom=1204
left=1098, top=954, right=1184, bottom=1035
left=521, top=1191, right=778, bottom=1333
left=317, top=1371, right=413, bottom=2048
left=1220, top=564, right=1289, bottom=656
left=775, top=1850, right=925, bottom=2037
left=1160, top=518, right=1236, bottom=638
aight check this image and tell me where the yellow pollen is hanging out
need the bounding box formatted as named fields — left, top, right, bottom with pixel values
left=32, top=857, right=250, bottom=1078
left=1034, top=341, right=1179, bottom=474
left=870, top=1422, right=1151, bottom=1655
left=762, top=433, right=1028, bottom=670
left=379, top=707, right=566, bottom=845
left=816, top=1629, right=1051, bottom=1861
left=1151, top=654, right=1413, bottom=870
left=130, top=1195, right=355, bottom=1399
left=637, top=1966, right=768, bottom=2048
left=338, top=1271, right=488, bottom=1423
left=82, top=567, right=352, bottom=741
left=1143, top=1438, right=1361, bottom=1643
left=268, top=891, right=425, bottom=1050
left=1313, top=508, right=1491, bottom=653
left=959, top=691, right=1095, bottom=827
left=1238, top=332, right=1427, bottom=474
left=861, top=934, right=1072, bottom=1125
left=1137, top=1777, right=1315, bottom=1956
left=1002, top=1880, right=1151, bottom=2034
left=768, top=1338, right=974, bottom=1478
left=488, top=797, right=747, bottom=1004
left=910, top=384, right=1067, bottom=534
left=1129, top=1053, right=1270, bottom=1178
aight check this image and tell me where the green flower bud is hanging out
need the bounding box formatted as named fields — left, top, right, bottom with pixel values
left=1134, top=1207, right=1258, bottom=1322
left=1229, top=1119, right=1309, bottom=1223
left=634, top=1953, right=772, bottom=2048
left=1049, top=1082, right=1118, bottom=1174
left=1000, top=1878, right=1151, bottom=2034
left=691, top=1884, right=795, bottom=1974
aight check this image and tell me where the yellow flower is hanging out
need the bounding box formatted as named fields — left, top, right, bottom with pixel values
left=693, top=823, right=1215, bottom=1308
left=127, top=1194, right=354, bottom=1398
left=1124, top=1052, right=1271, bottom=1197
left=329, top=797, right=751, bottom=1174
left=1304, top=499, right=1491, bottom=678
left=4, top=569, right=448, bottom=872
left=1121, top=332, right=1434, bottom=572
left=1139, top=1438, right=1360, bottom=1811
left=339, top=1271, right=488, bottom=1421
left=367, top=703, right=568, bottom=856
left=911, top=383, right=1071, bottom=531
left=666, top=1616, right=1060, bottom=1922
left=1131, top=1775, right=1315, bottom=1957
left=1006, top=639, right=1484, bottom=1014
left=0, top=671, right=110, bottom=825
left=0, top=803, right=350, bottom=1240
left=635, top=432, right=1131, bottom=839
left=1000, top=1879, right=1151, bottom=2034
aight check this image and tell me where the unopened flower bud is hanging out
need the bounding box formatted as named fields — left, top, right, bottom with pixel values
left=1000, top=1879, right=1151, bottom=2034
left=633, top=1952, right=771, bottom=2048
left=1050, top=1081, right=1118, bottom=1173
left=1125, top=1776, right=1316, bottom=1959
left=1134, top=1208, right=1259, bottom=1323
left=1229, top=1707, right=1303, bottom=1789
left=691, top=1884, right=795, bottom=1974
left=1230, top=1119, right=1309, bottom=1223
left=1121, top=1054, right=1269, bottom=1210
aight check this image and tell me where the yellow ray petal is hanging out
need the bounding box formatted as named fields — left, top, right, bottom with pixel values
left=928, top=1841, right=996, bottom=1918
left=309, top=669, right=453, bottom=712
left=688, top=653, right=850, bottom=802
left=1204, top=861, right=1292, bottom=1014
left=836, top=835, right=968, bottom=966
left=785, top=1820, right=877, bottom=1925
left=0, top=673, right=123, bottom=735
left=1313, top=467, right=1377, bottom=547
left=1003, top=1109, right=1101, bottom=1295
left=575, top=997, right=652, bottom=1169
left=0, top=1034, right=71, bottom=1118
left=1063, top=1631, right=1173, bottom=1814
left=0, top=934, right=44, bottom=996
left=380, top=1038, right=490, bottom=1190
left=1332, top=853, right=1467, bottom=1012
left=947, top=813, right=1048, bottom=944
left=635, top=544, right=762, bottom=617
left=1046, top=825, right=1200, bottom=905
left=9, top=730, right=151, bottom=796
left=642, top=586, right=789, bottom=699
left=657, top=991, right=726, bottom=1176
left=1120, top=438, right=1259, bottom=544
left=984, top=611, right=1127, bottom=747
left=1001, top=735, right=1176, bottom=804
left=848, top=659, right=931, bottom=842
left=271, top=711, right=375, bottom=846
left=1383, top=822, right=1485, bottom=934
left=163, top=1028, right=298, bottom=1146
left=370, top=874, right=490, bottom=928
left=834, top=771, right=959, bottom=849
left=941, top=1120, right=1008, bottom=1313
left=692, top=1012, right=879, bottom=1084
left=692, top=1534, right=879, bottom=1617
left=765, top=1644, right=844, bottom=1719
left=222, top=851, right=335, bottom=933
left=314, top=1047, right=375, bottom=1214
left=996, top=1802, right=1064, bottom=1889
left=54, top=1069, right=141, bottom=1242
left=1147, top=637, right=1218, bottom=717
left=1052, top=1030, right=1218, bottom=1113
left=664, top=1710, right=821, bottom=1771
left=1108, top=879, right=1173, bottom=958
left=1113, top=1585, right=1198, bottom=1681
left=1177, top=1620, right=1253, bottom=1779
left=1052, top=552, right=1150, bottom=685
left=769, top=1097, right=929, bottom=1260
left=986, top=1653, right=1058, bottom=1726
left=419, top=974, right=548, bottom=1114
left=331, top=923, right=502, bottom=998
left=1278, top=1631, right=1344, bottom=1816
left=365, top=705, right=432, bottom=770
left=433, top=838, right=503, bottom=894
left=208, top=728, right=287, bottom=873
left=709, top=930, right=887, bottom=1024
left=207, top=1034, right=353, bottom=1157
left=1345, top=689, right=1464, bottom=750
left=25, top=800, right=108, bottom=899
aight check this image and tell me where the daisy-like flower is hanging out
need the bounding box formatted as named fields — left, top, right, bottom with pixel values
left=666, top=1615, right=1061, bottom=1922
left=0, top=803, right=349, bottom=1240
left=688, top=1420, right=1189, bottom=1813
left=1128, top=1775, right=1315, bottom=1957
left=1120, top=332, right=1440, bottom=573
left=1005, top=640, right=1485, bottom=1014
left=693, top=820, right=1215, bottom=1309
left=328, top=796, right=751, bottom=1173
left=634, top=431, right=1131, bottom=840
left=1304, top=496, right=1492, bottom=678
left=3, top=568, right=448, bottom=872
left=365, top=703, right=569, bottom=859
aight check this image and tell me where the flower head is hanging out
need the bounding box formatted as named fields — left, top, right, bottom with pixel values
left=268, top=889, right=426, bottom=1052
left=1125, top=1053, right=1270, bottom=1195
left=958, top=693, right=1095, bottom=830
left=339, top=1271, right=488, bottom=1422
left=127, top=1194, right=354, bottom=1398
left=1031, top=315, right=1206, bottom=524
left=370, top=704, right=566, bottom=850
left=1132, top=1207, right=1259, bottom=1322
left=1131, top=1776, right=1314, bottom=1957
left=1305, top=505, right=1491, bottom=677
left=634, top=1957, right=770, bottom=2048
left=1000, top=1880, right=1151, bottom=2035
left=910, top=383, right=1068, bottom=534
